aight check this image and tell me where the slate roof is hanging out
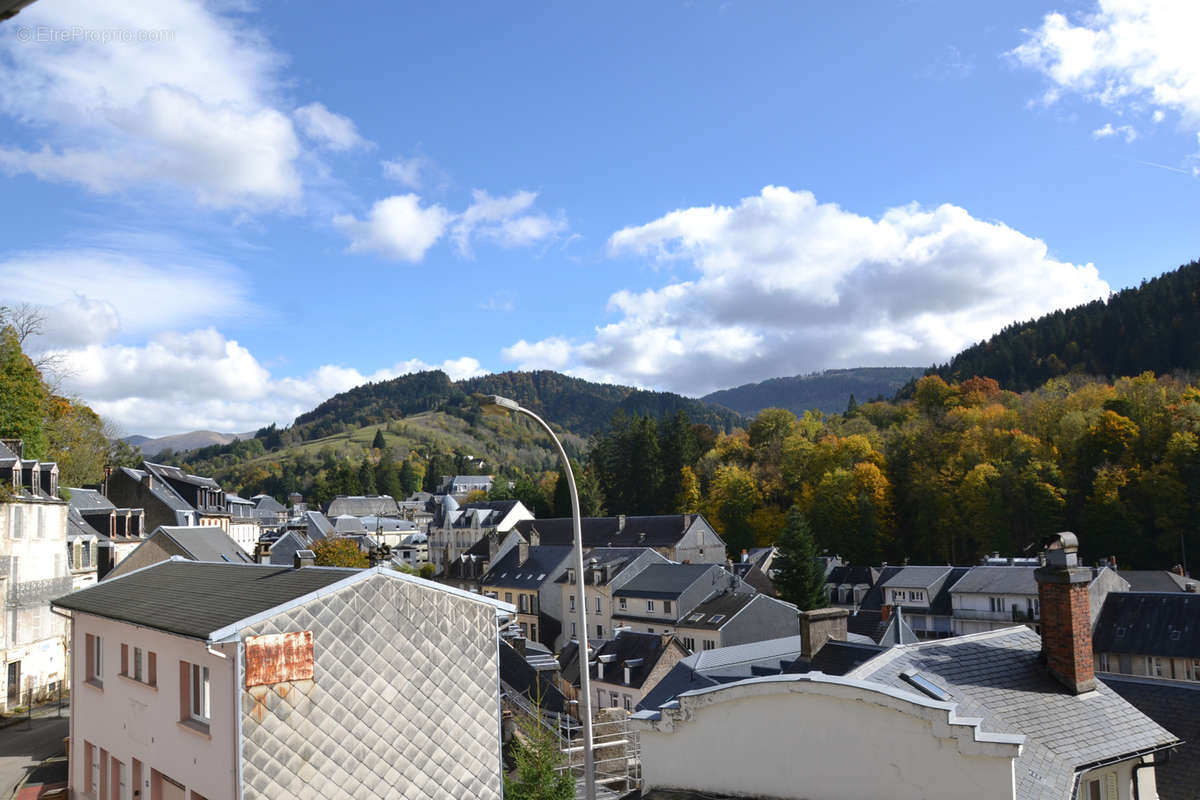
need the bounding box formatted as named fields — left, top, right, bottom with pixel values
left=156, top=526, right=255, bottom=564
left=849, top=627, right=1180, bottom=800
left=304, top=510, right=333, bottom=541
left=782, top=640, right=887, bottom=677
left=637, top=635, right=807, bottom=711
left=121, top=467, right=193, bottom=515
left=251, top=494, right=287, bottom=514
left=268, top=531, right=310, bottom=566
left=0, top=441, right=16, bottom=459
left=613, top=563, right=720, bottom=600
left=1116, top=570, right=1191, bottom=593
left=676, top=592, right=757, bottom=630
left=825, top=565, right=876, bottom=586
left=67, top=508, right=99, bottom=541
left=53, top=560, right=357, bottom=639
left=1102, top=675, right=1200, bottom=800
left=325, top=495, right=401, bottom=518
left=847, top=565, right=903, bottom=640
left=950, top=565, right=1039, bottom=595
left=514, top=514, right=710, bottom=550
left=554, top=547, right=663, bottom=586
left=66, top=488, right=115, bottom=512
left=1093, top=592, right=1200, bottom=658
left=499, top=639, right=567, bottom=715
left=590, top=631, right=672, bottom=689
left=481, top=545, right=573, bottom=590
left=881, top=565, right=952, bottom=591
left=144, top=461, right=219, bottom=488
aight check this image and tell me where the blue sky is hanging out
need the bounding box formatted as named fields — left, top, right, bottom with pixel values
left=1, top=0, right=1198, bottom=436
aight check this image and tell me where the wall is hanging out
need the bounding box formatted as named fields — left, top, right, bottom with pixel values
left=1077, top=757, right=1156, bottom=800
left=105, top=472, right=182, bottom=533
left=238, top=572, right=504, bottom=800
left=105, top=536, right=185, bottom=580
left=69, top=613, right=237, bottom=800
left=636, top=676, right=1020, bottom=800
left=227, top=521, right=259, bottom=553
left=672, top=516, right=726, bottom=565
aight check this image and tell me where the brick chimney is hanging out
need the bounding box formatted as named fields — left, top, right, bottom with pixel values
left=1034, top=532, right=1095, bottom=694
left=798, top=607, right=848, bottom=659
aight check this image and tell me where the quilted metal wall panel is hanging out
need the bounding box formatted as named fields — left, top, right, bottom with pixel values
left=239, top=574, right=502, bottom=799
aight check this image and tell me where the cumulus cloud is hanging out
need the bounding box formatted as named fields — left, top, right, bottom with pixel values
left=335, top=188, right=566, bottom=262
left=333, top=194, right=453, bottom=262
left=502, top=186, right=1110, bottom=395
left=294, top=102, right=370, bottom=151
left=48, top=327, right=486, bottom=436
left=382, top=156, right=433, bottom=189
left=0, top=244, right=257, bottom=348
left=1091, top=122, right=1139, bottom=142
left=1012, top=1, right=1200, bottom=151
left=0, top=0, right=309, bottom=208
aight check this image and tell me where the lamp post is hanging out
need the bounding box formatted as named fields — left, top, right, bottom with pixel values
left=480, top=394, right=595, bottom=800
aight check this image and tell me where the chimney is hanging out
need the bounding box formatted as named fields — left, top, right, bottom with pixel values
left=528, top=529, right=540, bottom=547
left=741, top=549, right=749, bottom=563
left=487, top=532, right=500, bottom=563
left=798, top=607, right=848, bottom=659
left=617, top=514, right=626, bottom=531
left=1185, top=582, right=1197, bottom=593
left=1034, top=532, right=1095, bottom=694
left=517, top=538, right=529, bottom=566
left=511, top=636, right=527, bottom=658
left=254, top=541, right=272, bottom=564
left=294, top=549, right=316, bottom=568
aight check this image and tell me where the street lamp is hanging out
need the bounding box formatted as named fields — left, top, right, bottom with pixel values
left=479, top=394, right=596, bottom=800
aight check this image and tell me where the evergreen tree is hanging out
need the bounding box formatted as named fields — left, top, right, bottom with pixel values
left=376, top=448, right=402, bottom=498
left=398, top=459, right=420, bottom=495
left=774, top=507, right=827, bottom=611
left=659, top=410, right=698, bottom=514
left=358, top=457, right=378, bottom=495
left=503, top=706, right=573, bottom=800
left=371, top=428, right=387, bottom=450
left=552, top=462, right=572, bottom=518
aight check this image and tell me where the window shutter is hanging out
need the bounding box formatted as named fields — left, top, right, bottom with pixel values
left=147, top=652, right=157, bottom=686
left=120, top=644, right=128, bottom=676
left=179, top=661, right=190, bottom=720
left=85, top=633, right=94, bottom=679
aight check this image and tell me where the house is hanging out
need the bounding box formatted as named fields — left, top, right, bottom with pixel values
left=672, top=592, right=799, bottom=653
left=105, top=462, right=230, bottom=532
left=441, top=529, right=525, bottom=592
left=1113, top=569, right=1193, bottom=593
left=0, top=439, right=72, bottom=710
left=325, top=494, right=402, bottom=518
left=249, top=493, right=288, bottom=526
left=610, top=563, right=751, bottom=637
left=588, top=630, right=689, bottom=712
left=1092, top=591, right=1200, bottom=681
left=66, top=488, right=145, bottom=580
left=730, top=546, right=779, bottom=596
left=557, top=547, right=672, bottom=648
left=53, top=559, right=514, bottom=800
left=106, top=525, right=255, bottom=579
left=632, top=534, right=1181, bottom=800
left=950, top=564, right=1128, bottom=636
left=223, top=493, right=261, bottom=552
left=438, top=474, right=495, bottom=495
left=65, top=505, right=99, bottom=590
left=1103, top=676, right=1200, bottom=800
left=823, top=563, right=877, bottom=607
left=428, top=497, right=533, bottom=575
left=513, top=513, right=727, bottom=565
left=879, top=565, right=969, bottom=639
left=480, top=542, right=573, bottom=646
left=392, top=532, right=429, bottom=569
left=846, top=564, right=904, bottom=640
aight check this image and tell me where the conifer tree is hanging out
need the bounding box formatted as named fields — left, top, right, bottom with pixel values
left=774, top=506, right=828, bottom=611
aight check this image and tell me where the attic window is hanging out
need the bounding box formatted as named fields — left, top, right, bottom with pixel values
left=686, top=613, right=704, bottom=623
left=1115, top=626, right=1127, bottom=639
left=220, top=554, right=231, bottom=562
left=708, top=614, right=725, bottom=624
left=900, top=670, right=951, bottom=702
left=1170, top=629, right=1182, bottom=641
left=537, top=573, right=546, bottom=581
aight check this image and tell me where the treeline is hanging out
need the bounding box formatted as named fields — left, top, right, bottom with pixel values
left=0, top=307, right=140, bottom=490
left=701, top=366, right=926, bottom=416
left=584, top=372, right=1200, bottom=570
left=935, top=259, right=1200, bottom=391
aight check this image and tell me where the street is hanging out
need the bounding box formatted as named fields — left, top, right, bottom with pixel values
left=0, top=709, right=68, bottom=798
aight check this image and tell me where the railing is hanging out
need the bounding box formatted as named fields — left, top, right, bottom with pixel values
left=953, top=606, right=1039, bottom=623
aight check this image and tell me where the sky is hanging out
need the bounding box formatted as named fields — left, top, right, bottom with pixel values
left=1, top=0, right=1199, bottom=437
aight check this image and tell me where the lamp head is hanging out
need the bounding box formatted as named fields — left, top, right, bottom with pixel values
left=476, top=393, right=521, bottom=415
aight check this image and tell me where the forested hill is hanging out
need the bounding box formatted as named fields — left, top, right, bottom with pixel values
left=289, top=369, right=745, bottom=442
left=935, top=259, right=1200, bottom=391
left=702, top=367, right=926, bottom=416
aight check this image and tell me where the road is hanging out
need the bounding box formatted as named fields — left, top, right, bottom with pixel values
left=0, top=709, right=69, bottom=798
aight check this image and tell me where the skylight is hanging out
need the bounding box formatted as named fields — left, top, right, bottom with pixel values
left=687, top=613, right=704, bottom=622
left=708, top=614, right=726, bottom=624
left=900, top=670, right=951, bottom=702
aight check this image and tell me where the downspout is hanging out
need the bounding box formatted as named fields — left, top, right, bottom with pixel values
left=235, top=639, right=245, bottom=800
left=1132, top=751, right=1167, bottom=800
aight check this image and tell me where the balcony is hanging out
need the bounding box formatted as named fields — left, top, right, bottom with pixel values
left=954, top=606, right=1038, bottom=623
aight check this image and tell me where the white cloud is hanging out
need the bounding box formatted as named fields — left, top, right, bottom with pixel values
left=294, top=102, right=370, bottom=151
left=1092, top=122, right=1139, bottom=142
left=0, top=244, right=257, bottom=348
left=333, top=194, right=453, bottom=262
left=503, top=186, right=1110, bottom=395
left=335, top=188, right=566, bottom=262
left=451, top=189, right=568, bottom=258
left=1012, top=1, right=1200, bottom=144
left=0, top=0, right=308, bottom=208
left=382, top=156, right=432, bottom=189
left=48, top=327, right=486, bottom=436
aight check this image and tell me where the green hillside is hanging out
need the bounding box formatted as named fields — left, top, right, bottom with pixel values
left=702, top=367, right=927, bottom=416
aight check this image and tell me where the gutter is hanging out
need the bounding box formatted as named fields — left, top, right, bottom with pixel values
left=1070, top=741, right=1180, bottom=799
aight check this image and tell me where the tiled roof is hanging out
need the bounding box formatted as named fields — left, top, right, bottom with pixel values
left=157, top=526, right=255, bottom=564
left=53, top=560, right=358, bottom=639
left=849, top=627, right=1180, bottom=800
left=515, top=514, right=710, bottom=550
left=950, top=565, right=1039, bottom=595
left=326, top=495, right=401, bottom=517
left=1102, top=675, right=1200, bottom=800
left=590, top=631, right=672, bottom=689
left=481, top=545, right=573, bottom=590
left=881, top=565, right=952, bottom=590
left=675, top=592, right=757, bottom=630
left=65, top=488, right=115, bottom=512
left=1116, top=570, right=1191, bottom=593
left=1093, top=592, right=1200, bottom=658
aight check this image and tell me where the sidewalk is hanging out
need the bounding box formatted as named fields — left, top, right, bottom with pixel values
left=0, top=702, right=68, bottom=732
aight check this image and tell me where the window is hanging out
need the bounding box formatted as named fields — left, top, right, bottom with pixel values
left=708, top=614, right=725, bottom=625
left=184, top=662, right=210, bottom=724
left=1086, top=778, right=1101, bottom=800
left=530, top=623, right=537, bottom=642
left=686, top=613, right=704, bottom=623
left=569, top=595, right=575, bottom=612
left=682, top=637, right=695, bottom=652
left=610, top=692, right=619, bottom=707
left=624, top=695, right=632, bottom=711
left=647, top=600, right=655, bottom=612
left=86, top=741, right=98, bottom=794
left=519, top=595, right=528, bottom=613
left=34, top=507, right=43, bottom=539
left=86, top=633, right=103, bottom=686
left=571, top=622, right=576, bottom=637
left=1098, top=653, right=1110, bottom=672
left=595, top=596, right=601, bottom=613
left=1151, top=657, right=1164, bottom=678
left=504, top=592, right=513, bottom=604
left=596, top=624, right=603, bottom=638
left=112, top=756, right=127, bottom=800
left=703, top=640, right=716, bottom=650
left=10, top=507, right=21, bottom=539
left=619, top=598, right=627, bottom=610
left=989, top=597, right=1005, bottom=613
left=647, top=627, right=654, bottom=634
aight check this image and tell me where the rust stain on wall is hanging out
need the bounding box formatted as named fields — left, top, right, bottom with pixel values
left=245, top=631, right=314, bottom=688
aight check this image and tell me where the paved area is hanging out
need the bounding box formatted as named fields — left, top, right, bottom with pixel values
left=0, top=706, right=68, bottom=799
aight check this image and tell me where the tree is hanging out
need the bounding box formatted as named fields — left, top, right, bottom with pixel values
left=774, top=507, right=827, bottom=611
left=674, top=466, right=701, bottom=513
left=376, top=448, right=402, bottom=498
left=358, top=457, right=378, bottom=495
left=397, top=458, right=420, bottom=496
left=312, top=537, right=368, bottom=568
left=371, top=428, right=387, bottom=451
left=503, top=706, right=574, bottom=800
left=0, top=326, right=49, bottom=459
left=46, top=399, right=108, bottom=486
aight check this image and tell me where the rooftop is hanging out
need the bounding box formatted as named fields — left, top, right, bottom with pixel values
left=481, top=545, right=573, bottom=590
left=613, top=563, right=721, bottom=599
left=1093, top=592, right=1200, bottom=658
